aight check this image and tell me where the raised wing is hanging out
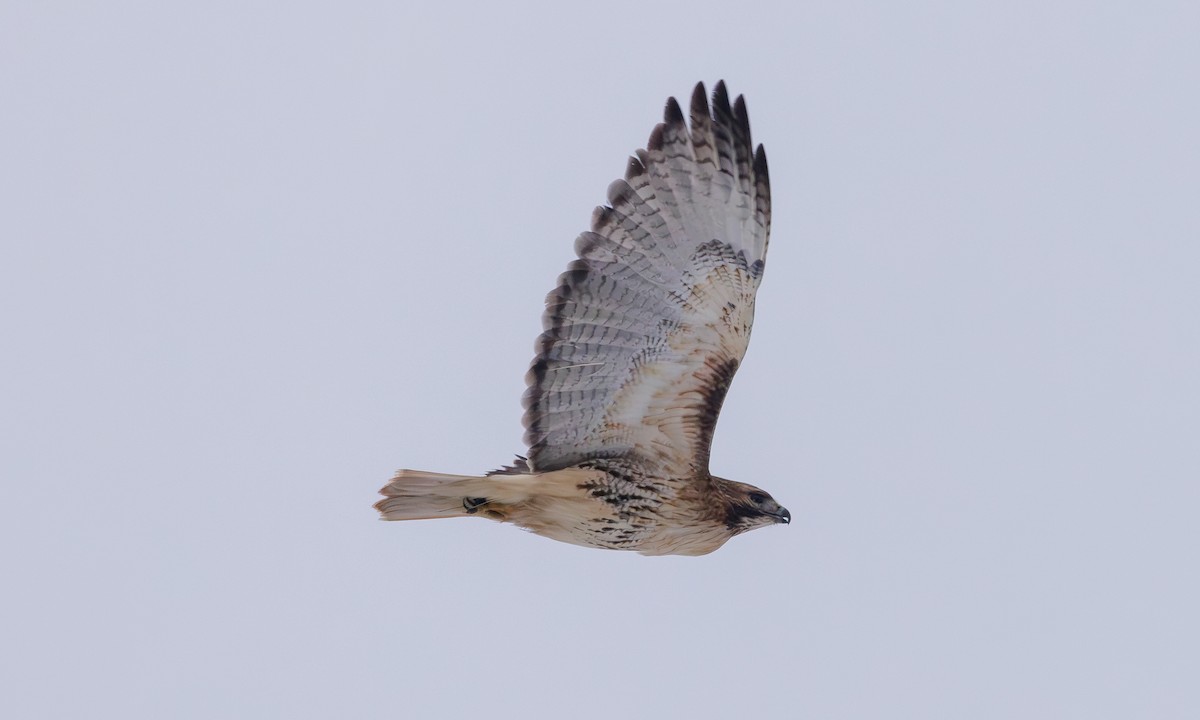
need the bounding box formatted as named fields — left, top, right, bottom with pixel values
left=522, top=81, right=771, bottom=478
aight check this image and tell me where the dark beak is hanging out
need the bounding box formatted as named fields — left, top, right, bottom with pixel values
left=777, top=507, right=791, bottom=524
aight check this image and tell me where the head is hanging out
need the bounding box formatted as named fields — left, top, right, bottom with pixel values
left=717, top=478, right=791, bottom=534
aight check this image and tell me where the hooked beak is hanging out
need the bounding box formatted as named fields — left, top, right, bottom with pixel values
left=776, top=507, right=791, bottom=524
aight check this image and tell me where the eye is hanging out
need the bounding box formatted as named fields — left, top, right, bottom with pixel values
left=748, top=492, right=768, bottom=506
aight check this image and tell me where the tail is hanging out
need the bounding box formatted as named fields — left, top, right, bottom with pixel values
left=375, top=469, right=495, bottom=521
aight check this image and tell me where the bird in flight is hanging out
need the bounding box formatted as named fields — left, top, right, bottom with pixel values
left=376, top=81, right=787, bottom=555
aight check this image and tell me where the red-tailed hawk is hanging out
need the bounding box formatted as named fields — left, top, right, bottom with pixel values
left=376, top=81, right=787, bottom=556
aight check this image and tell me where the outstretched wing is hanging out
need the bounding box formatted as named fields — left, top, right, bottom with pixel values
left=523, top=81, right=771, bottom=478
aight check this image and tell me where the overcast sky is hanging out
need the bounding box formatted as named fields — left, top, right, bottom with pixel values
left=2, top=1, right=1198, bottom=718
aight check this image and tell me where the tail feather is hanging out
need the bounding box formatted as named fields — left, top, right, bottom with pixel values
left=375, top=470, right=491, bottom=521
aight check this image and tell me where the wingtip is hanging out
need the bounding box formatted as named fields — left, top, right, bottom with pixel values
left=690, top=81, right=709, bottom=119
left=754, top=144, right=769, bottom=176
left=734, top=94, right=751, bottom=136
left=664, top=96, right=685, bottom=126
left=713, top=80, right=731, bottom=116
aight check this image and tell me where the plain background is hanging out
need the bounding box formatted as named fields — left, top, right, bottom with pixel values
left=2, top=1, right=1197, bottom=718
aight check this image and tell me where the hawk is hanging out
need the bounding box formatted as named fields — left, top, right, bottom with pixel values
left=376, top=81, right=788, bottom=556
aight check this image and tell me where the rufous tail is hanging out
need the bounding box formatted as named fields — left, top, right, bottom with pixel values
left=374, top=470, right=494, bottom=521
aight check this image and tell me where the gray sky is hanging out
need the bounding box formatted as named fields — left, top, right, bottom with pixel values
left=2, top=1, right=1198, bottom=718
